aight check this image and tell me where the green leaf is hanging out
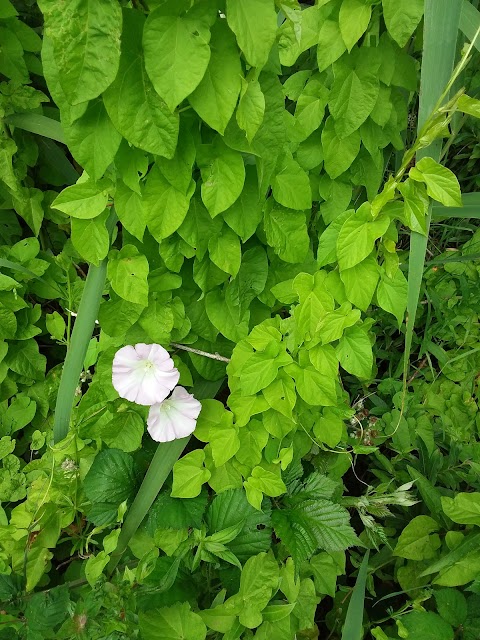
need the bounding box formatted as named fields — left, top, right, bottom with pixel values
left=339, top=0, right=372, bottom=51
left=139, top=602, right=207, bottom=640
left=147, top=489, right=208, bottom=532
left=71, top=210, right=110, bottom=265
left=394, top=516, right=441, bottom=561
left=457, top=94, right=480, bottom=119
left=205, top=288, right=249, bottom=343
left=410, top=157, right=462, bottom=207
left=288, top=364, right=337, bottom=406
left=400, top=612, right=454, bottom=640
left=114, top=181, right=146, bottom=241
left=6, top=340, right=46, bottom=381
left=329, top=66, right=379, bottom=139
left=398, top=178, right=429, bottom=234
left=39, top=0, right=122, bottom=104
left=272, top=154, right=312, bottom=210
left=103, top=9, right=179, bottom=157
left=317, top=19, right=346, bottom=72
left=264, top=201, right=310, bottom=263
left=63, top=99, right=121, bottom=182
left=272, top=499, right=358, bottom=567
left=45, top=312, right=65, bottom=342
left=441, top=493, right=480, bottom=526
left=51, top=180, right=109, bottom=219
left=107, top=245, right=149, bottom=307
left=25, top=588, right=70, bottom=633
left=226, top=0, right=277, bottom=69
left=340, top=252, right=379, bottom=312
left=0, top=29, right=27, bottom=84
left=209, top=422, right=240, bottom=468
left=208, top=226, right=241, bottom=277
left=376, top=268, right=408, bottom=326
left=0, top=0, right=17, bottom=18
left=171, top=450, right=211, bottom=499
left=314, top=409, right=344, bottom=448
left=85, top=551, right=109, bottom=587
left=26, top=547, right=53, bottom=593
left=382, top=0, right=424, bottom=47
left=244, top=467, right=286, bottom=511
left=263, top=374, right=296, bottom=418
left=100, top=411, right=144, bottom=453
left=336, top=204, right=390, bottom=270
left=189, top=20, right=241, bottom=135
left=434, top=589, right=467, bottom=627
left=322, top=116, right=361, bottom=179
left=143, top=7, right=211, bottom=112
left=207, top=489, right=272, bottom=561
left=236, top=78, right=265, bottom=143
left=144, top=165, right=191, bottom=242
left=198, top=138, right=245, bottom=217
left=336, top=325, right=373, bottom=379
left=84, top=448, right=138, bottom=526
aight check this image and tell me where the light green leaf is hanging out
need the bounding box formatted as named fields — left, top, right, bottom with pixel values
left=189, top=20, right=241, bottom=134
left=63, top=99, right=121, bottom=182
left=272, top=154, right=312, bottom=210
left=39, top=0, right=122, bottom=104
left=0, top=0, right=17, bottom=18
left=340, top=252, right=379, bottom=312
left=316, top=304, right=361, bottom=344
left=264, top=201, right=310, bottom=263
left=171, top=450, right=211, bottom=499
left=140, top=602, right=207, bottom=640
left=394, top=515, right=441, bottom=561
left=209, top=423, right=240, bottom=468
left=240, top=344, right=288, bottom=396
left=45, top=312, right=65, bottom=342
left=329, top=66, right=379, bottom=139
left=205, top=288, right=249, bottom=343
left=376, top=268, right=408, bottom=326
left=144, top=165, right=191, bottom=241
left=441, top=493, right=480, bottom=526
left=317, top=20, right=346, bottom=72
left=263, top=374, right=296, bottom=418
left=336, top=325, right=373, bottom=379
left=51, top=180, right=109, bottom=219
left=71, top=210, right=110, bottom=265
left=398, top=178, right=429, bottom=234
left=382, top=0, right=424, bottom=47
left=244, top=467, right=286, bottom=510
left=107, top=245, right=149, bottom=307
left=322, top=116, right=361, bottom=179
left=434, top=589, right=467, bottom=628
left=208, top=226, right=241, bottom=277
left=103, top=9, right=179, bottom=157
left=339, top=0, right=372, bottom=51
left=400, top=611, right=454, bottom=640
left=101, top=411, right=144, bottom=453
left=457, top=94, right=480, bottom=119
left=85, top=551, right=109, bottom=587
left=237, top=78, right=265, bottom=143
left=410, top=157, right=461, bottom=207
left=226, top=0, right=277, bottom=69
left=198, top=138, right=245, bottom=217
left=223, top=165, right=263, bottom=242
left=143, top=7, right=211, bottom=112
left=336, top=204, right=390, bottom=270
left=313, top=409, right=344, bottom=448
left=114, top=180, right=146, bottom=241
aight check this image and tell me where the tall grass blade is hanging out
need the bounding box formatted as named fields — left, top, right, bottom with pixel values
left=432, top=192, right=480, bottom=219
left=404, top=0, right=462, bottom=378
left=460, top=0, right=480, bottom=48
left=5, top=113, right=65, bottom=144
left=341, top=550, right=370, bottom=640
left=53, top=211, right=117, bottom=443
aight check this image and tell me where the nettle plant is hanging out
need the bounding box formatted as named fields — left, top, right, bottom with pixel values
left=2, top=0, right=480, bottom=637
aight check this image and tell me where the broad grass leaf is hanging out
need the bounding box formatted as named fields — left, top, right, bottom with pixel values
left=103, top=9, right=179, bottom=157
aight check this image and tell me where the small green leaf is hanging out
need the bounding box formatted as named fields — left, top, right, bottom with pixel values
left=226, top=0, right=277, bottom=69
left=322, top=117, right=361, bottom=179
left=264, top=201, right=310, bottom=263
left=337, top=204, right=389, bottom=270
left=198, top=138, right=245, bottom=217
left=410, top=157, right=461, bottom=207
left=336, top=325, right=373, bottom=379
left=272, top=154, right=312, bottom=210
left=140, top=602, right=207, bottom=640
left=237, top=78, right=265, bottom=142
left=208, top=226, right=241, bottom=277
left=339, top=0, right=372, bottom=51
left=51, top=181, right=109, bottom=219
left=376, top=268, right=408, bottom=326
left=71, top=210, right=110, bottom=265
left=107, top=245, right=149, bottom=307
left=171, top=450, right=211, bottom=499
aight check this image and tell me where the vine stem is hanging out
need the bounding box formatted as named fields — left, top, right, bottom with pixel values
left=170, top=342, right=231, bottom=363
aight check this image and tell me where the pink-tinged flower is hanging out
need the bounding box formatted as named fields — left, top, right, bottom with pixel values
left=147, top=387, right=202, bottom=442
left=112, top=343, right=179, bottom=406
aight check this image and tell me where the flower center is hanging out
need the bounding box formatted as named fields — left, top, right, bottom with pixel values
left=143, top=360, right=154, bottom=371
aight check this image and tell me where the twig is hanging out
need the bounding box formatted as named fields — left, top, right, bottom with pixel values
left=170, top=343, right=230, bottom=363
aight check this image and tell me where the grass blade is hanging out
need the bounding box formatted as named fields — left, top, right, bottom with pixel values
left=460, top=0, right=480, bottom=48
left=432, top=192, right=480, bottom=219
left=341, top=550, right=370, bottom=640
left=5, top=113, right=65, bottom=144
left=404, top=0, right=462, bottom=379
left=53, top=211, right=116, bottom=443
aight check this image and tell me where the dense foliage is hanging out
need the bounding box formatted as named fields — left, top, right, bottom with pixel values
left=0, top=0, right=480, bottom=638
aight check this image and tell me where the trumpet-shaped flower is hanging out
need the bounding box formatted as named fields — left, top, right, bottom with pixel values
left=147, top=386, right=202, bottom=442
left=112, top=343, right=179, bottom=406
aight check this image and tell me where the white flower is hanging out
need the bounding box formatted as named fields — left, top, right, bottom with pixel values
left=112, top=343, right=179, bottom=406
left=147, top=386, right=202, bottom=442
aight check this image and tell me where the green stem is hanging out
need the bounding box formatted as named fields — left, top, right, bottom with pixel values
left=53, top=210, right=117, bottom=444
left=107, top=437, right=189, bottom=574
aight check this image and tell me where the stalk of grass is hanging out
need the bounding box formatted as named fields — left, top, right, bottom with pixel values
left=460, top=0, right=480, bottom=48
left=341, top=550, right=370, bottom=640
left=53, top=211, right=117, bottom=443
left=5, top=113, right=65, bottom=144
left=404, top=0, right=463, bottom=380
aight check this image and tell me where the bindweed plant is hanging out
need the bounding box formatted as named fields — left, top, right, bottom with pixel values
left=1, top=1, right=480, bottom=638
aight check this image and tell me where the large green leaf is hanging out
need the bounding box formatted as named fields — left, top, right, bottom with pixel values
left=103, top=9, right=179, bottom=157
left=382, top=0, right=424, bottom=47
left=226, top=0, right=277, bottom=69
left=39, top=0, right=122, bottom=104
left=336, top=325, right=373, bottom=379
left=198, top=138, right=245, bottom=217
left=140, top=603, right=207, bottom=640
left=143, top=6, right=211, bottom=112
left=189, top=20, right=241, bottom=134
left=339, top=0, right=372, bottom=51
